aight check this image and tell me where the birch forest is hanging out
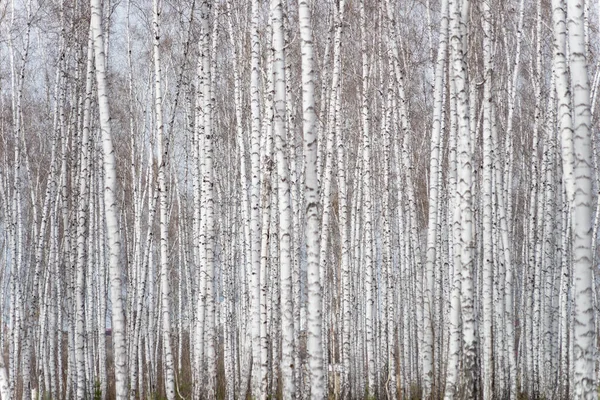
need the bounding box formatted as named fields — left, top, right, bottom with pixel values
left=2, top=0, right=600, bottom=398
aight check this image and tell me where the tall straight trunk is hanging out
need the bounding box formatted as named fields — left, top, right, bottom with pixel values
left=500, top=7, right=522, bottom=388
left=335, top=55, right=351, bottom=400
left=566, top=0, right=596, bottom=397
left=153, top=0, right=175, bottom=398
left=249, top=0, right=263, bottom=396
left=225, top=2, right=252, bottom=397
left=310, top=10, right=341, bottom=400
left=90, top=0, right=128, bottom=397
left=271, top=0, right=295, bottom=397
left=559, top=191, right=571, bottom=398
left=444, top=39, right=462, bottom=400
left=552, top=0, right=574, bottom=394
left=258, top=28, right=275, bottom=397
left=382, top=37, right=397, bottom=400
left=302, top=1, right=324, bottom=398
left=194, top=0, right=216, bottom=396
left=298, top=0, right=322, bottom=400
left=492, top=110, right=516, bottom=400
left=359, top=1, right=375, bottom=394
left=451, top=0, right=476, bottom=396
left=96, top=153, right=108, bottom=400
left=481, top=1, right=494, bottom=399
left=192, top=5, right=203, bottom=390
left=317, top=16, right=339, bottom=400
left=50, top=210, right=60, bottom=399
left=540, top=84, right=557, bottom=398
left=422, top=0, right=449, bottom=395
left=75, top=31, right=94, bottom=400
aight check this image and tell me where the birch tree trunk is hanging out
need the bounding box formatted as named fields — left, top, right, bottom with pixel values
left=553, top=1, right=574, bottom=394
left=153, top=0, right=175, bottom=398
left=444, top=56, right=462, bottom=400
left=271, top=0, right=295, bottom=397
left=359, top=1, right=376, bottom=395
left=566, top=1, right=596, bottom=397
left=75, top=31, right=94, bottom=400
left=90, top=0, right=128, bottom=397
left=423, top=0, right=449, bottom=395
left=303, top=0, right=324, bottom=397
left=451, top=0, right=476, bottom=397
left=249, top=0, right=264, bottom=396
left=481, top=2, right=495, bottom=398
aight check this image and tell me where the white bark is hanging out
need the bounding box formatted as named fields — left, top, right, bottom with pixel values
left=259, top=27, right=275, bottom=398
left=553, top=0, right=575, bottom=204
left=566, top=0, right=596, bottom=397
left=75, top=31, right=94, bottom=400
left=444, top=40, right=462, bottom=400
left=422, top=0, right=449, bottom=394
left=90, top=0, right=128, bottom=396
left=481, top=2, right=494, bottom=399
left=0, top=355, right=8, bottom=400
left=553, top=0, right=574, bottom=395
left=249, top=0, right=263, bottom=396
left=193, top=0, right=216, bottom=396
left=153, top=0, right=175, bottom=398
left=451, top=0, right=476, bottom=396
left=271, top=0, right=295, bottom=397
left=303, top=1, right=324, bottom=398
left=359, top=1, right=375, bottom=395
left=96, top=156, right=108, bottom=400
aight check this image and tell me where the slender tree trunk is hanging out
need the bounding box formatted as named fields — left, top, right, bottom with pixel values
left=451, top=0, right=476, bottom=396
left=75, top=31, right=94, bottom=400
left=422, top=0, right=449, bottom=395
left=249, top=0, right=263, bottom=396
left=303, top=0, right=324, bottom=397
left=444, top=42, right=462, bottom=400
left=153, top=0, right=175, bottom=397
left=481, top=2, right=495, bottom=398
left=90, top=0, right=128, bottom=396
left=271, top=0, right=296, bottom=397
left=359, top=2, right=376, bottom=395
left=553, top=0, right=574, bottom=395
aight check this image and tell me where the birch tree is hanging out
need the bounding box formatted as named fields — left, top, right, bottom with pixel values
left=481, top=1, right=495, bottom=398
left=90, top=0, right=128, bottom=396
left=423, top=0, right=449, bottom=394
left=450, top=0, right=477, bottom=396
left=271, top=0, right=295, bottom=397
left=153, top=0, right=175, bottom=397
left=566, top=0, right=596, bottom=397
